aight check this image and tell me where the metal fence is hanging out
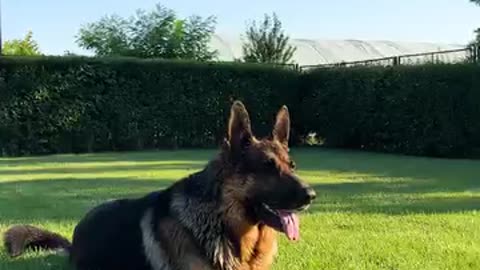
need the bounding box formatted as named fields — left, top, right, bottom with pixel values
left=300, top=44, right=480, bottom=71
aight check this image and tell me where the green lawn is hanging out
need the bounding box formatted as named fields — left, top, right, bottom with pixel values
left=1, top=149, right=480, bottom=270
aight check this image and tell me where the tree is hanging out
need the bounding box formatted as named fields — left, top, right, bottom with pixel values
left=471, top=0, right=480, bottom=44
left=242, top=13, right=296, bottom=64
left=76, top=4, right=217, bottom=61
left=3, top=31, right=41, bottom=56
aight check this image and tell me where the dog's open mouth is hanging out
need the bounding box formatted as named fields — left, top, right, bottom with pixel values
left=258, top=203, right=309, bottom=241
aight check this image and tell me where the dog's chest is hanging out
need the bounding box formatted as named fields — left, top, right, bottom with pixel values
left=235, top=224, right=278, bottom=269
left=170, top=193, right=278, bottom=270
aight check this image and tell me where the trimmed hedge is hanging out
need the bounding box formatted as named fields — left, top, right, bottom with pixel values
left=299, top=64, right=480, bottom=157
left=0, top=56, right=299, bottom=156
left=1, top=56, right=479, bottom=158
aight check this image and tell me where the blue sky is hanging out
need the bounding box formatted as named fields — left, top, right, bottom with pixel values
left=3, top=0, right=480, bottom=55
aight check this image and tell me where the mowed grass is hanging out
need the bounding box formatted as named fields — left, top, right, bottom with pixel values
left=1, top=149, right=480, bottom=270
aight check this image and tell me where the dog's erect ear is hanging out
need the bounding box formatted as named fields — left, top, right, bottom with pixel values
left=228, top=101, right=253, bottom=154
left=273, top=105, right=290, bottom=146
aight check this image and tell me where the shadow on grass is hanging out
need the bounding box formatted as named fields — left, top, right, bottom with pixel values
left=0, top=150, right=216, bottom=165
left=1, top=177, right=479, bottom=225
left=290, top=149, right=480, bottom=214
left=294, top=148, right=480, bottom=183
left=0, top=155, right=208, bottom=224
left=0, top=163, right=205, bottom=178
left=0, top=178, right=175, bottom=223
left=309, top=182, right=480, bottom=215
left=0, top=253, right=71, bottom=270
left=1, top=148, right=480, bottom=224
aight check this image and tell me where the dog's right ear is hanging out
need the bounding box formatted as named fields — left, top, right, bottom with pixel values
left=228, top=101, right=253, bottom=156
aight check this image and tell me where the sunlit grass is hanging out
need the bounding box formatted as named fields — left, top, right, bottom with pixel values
left=1, top=149, right=480, bottom=269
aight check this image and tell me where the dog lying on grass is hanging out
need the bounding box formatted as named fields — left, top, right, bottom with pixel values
left=4, top=101, right=316, bottom=270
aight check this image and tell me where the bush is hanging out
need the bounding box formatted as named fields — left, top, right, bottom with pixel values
left=300, top=64, right=480, bottom=157
left=1, top=56, right=479, bottom=158
left=0, top=56, right=299, bottom=156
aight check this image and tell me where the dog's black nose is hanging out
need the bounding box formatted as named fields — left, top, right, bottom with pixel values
left=306, top=187, right=316, bottom=201
left=301, top=187, right=316, bottom=203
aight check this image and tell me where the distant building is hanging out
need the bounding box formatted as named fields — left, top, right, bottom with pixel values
left=209, top=34, right=466, bottom=66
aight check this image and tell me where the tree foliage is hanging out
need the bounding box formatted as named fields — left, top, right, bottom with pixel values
left=2, top=31, right=41, bottom=56
left=76, top=3, right=217, bottom=61
left=242, top=13, right=296, bottom=64
left=471, top=0, right=480, bottom=44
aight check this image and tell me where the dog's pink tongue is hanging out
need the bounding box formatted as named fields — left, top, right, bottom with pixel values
left=278, top=211, right=300, bottom=241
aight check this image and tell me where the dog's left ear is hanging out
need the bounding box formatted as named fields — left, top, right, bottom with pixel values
left=228, top=101, right=253, bottom=155
left=273, top=105, right=290, bottom=146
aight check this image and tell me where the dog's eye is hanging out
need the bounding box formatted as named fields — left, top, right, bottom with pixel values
left=289, top=160, right=296, bottom=170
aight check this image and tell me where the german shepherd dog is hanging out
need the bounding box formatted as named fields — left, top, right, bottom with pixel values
left=4, top=101, right=316, bottom=270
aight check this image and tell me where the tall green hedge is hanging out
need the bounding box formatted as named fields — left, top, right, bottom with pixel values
left=1, top=56, right=479, bottom=158
left=299, top=64, right=480, bottom=157
left=0, top=56, right=299, bottom=156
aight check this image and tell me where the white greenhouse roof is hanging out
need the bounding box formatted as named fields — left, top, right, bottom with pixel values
left=209, top=34, right=466, bottom=66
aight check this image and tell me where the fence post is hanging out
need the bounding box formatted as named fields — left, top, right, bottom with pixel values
left=393, top=56, right=400, bottom=66
left=469, top=44, right=479, bottom=64
left=476, top=44, right=480, bottom=64
left=297, top=46, right=473, bottom=68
